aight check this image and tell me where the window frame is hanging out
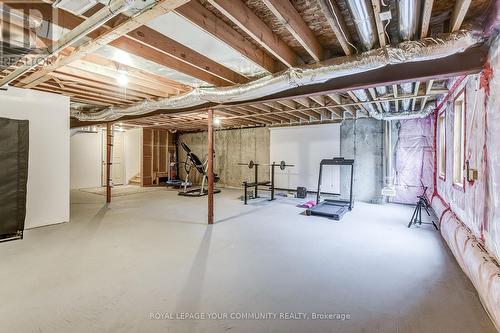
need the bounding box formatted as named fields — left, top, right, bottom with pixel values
left=452, top=89, right=466, bottom=190
left=437, top=109, right=447, bottom=181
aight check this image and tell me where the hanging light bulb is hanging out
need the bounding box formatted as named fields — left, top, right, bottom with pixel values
left=214, top=117, right=221, bottom=126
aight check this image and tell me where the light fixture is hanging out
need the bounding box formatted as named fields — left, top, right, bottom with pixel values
left=214, top=117, right=221, bottom=126
left=116, top=70, right=128, bottom=87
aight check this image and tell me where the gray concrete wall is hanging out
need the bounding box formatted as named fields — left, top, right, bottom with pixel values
left=179, top=127, right=270, bottom=187
left=340, top=118, right=384, bottom=204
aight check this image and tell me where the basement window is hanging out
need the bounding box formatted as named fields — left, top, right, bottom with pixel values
left=453, top=92, right=465, bottom=187
left=438, top=111, right=446, bottom=179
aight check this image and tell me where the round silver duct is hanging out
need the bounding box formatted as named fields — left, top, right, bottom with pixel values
left=344, top=0, right=377, bottom=51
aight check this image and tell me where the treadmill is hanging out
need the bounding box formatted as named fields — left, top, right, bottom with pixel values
left=306, top=157, right=354, bottom=220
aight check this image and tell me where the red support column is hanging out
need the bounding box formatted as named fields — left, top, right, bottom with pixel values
left=207, top=109, right=214, bottom=225
left=106, top=122, right=113, bottom=203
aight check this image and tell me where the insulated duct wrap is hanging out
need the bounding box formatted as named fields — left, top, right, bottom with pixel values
left=73, top=31, right=482, bottom=121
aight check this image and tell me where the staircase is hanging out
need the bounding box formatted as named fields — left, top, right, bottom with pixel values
left=128, top=174, right=141, bottom=185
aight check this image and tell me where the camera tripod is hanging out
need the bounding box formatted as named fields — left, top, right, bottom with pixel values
left=408, top=186, right=438, bottom=230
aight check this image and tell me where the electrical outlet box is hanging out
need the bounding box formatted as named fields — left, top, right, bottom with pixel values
left=379, top=11, right=392, bottom=21
left=467, top=168, right=478, bottom=181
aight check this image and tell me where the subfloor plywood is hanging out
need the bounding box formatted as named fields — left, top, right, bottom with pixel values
left=0, top=189, right=496, bottom=333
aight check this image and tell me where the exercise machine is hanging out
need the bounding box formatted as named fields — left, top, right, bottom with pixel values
left=408, top=186, right=438, bottom=230
left=178, top=142, right=221, bottom=197
left=306, top=157, right=354, bottom=220
left=239, top=160, right=294, bottom=204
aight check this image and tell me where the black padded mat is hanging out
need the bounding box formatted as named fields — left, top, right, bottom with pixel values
left=0, top=117, right=29, bottom=239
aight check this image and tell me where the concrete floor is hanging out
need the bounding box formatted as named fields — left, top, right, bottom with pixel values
left=0, top=188, right=496, bottom=333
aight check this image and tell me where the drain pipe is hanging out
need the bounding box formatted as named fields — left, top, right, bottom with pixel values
left=382, top=120, right=396, bottom=198
left=0, top=0, right=133, bottom=87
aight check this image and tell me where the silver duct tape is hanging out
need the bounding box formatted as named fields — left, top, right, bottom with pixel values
left=73, top=31, right=482, bottom=121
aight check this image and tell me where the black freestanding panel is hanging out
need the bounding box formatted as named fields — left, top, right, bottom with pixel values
left=0, top=117, right=29, bottom=242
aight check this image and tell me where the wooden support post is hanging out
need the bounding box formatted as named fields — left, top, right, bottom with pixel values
left=106, top=122, right=113, bottom=203
left=207, top=109, right=214, bottom=225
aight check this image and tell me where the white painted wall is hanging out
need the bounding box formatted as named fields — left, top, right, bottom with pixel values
left=270, top=124, right=341, bottom=193
left=70, top=132, right=101, bottom=189
left=124, top=128, right=141, bottom=184
left=0, top=87, right=70, bottom=229
left=70, top=128, right=142, bottom=188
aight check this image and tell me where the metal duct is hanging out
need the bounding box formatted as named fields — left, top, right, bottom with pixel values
left=344, top=0, right=377, bottom=50
left=371, top=102, right=436, bottom=120
left=400, top=82, right=414, bottom=111
left=0, top=0, right=133, bottom=87
left=70, top=126, right=98, bottom=137
left=398, top=0, right=421, bottom=41
left=352, top=89, right=378, bottom=116
left=375, top=86, right=391, bottom=112
left=72, top=31, right=481, bottom=122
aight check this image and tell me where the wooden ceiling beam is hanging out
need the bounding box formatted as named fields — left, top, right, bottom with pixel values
left=69, top=60, right=177, bottom=97
left=261, top=0, right=324, bottom=61
left=451, top=0, right=472, bottom=32
left=317, top=0, right=355, bottom=55
left=108, top=38, right=228, bottom=87
left=38, top=82, right=136, bottom=105
left=207, top=0, right=301, bottom=68
left=126, top=26, right=249, bottom=85
left=46, top=74, right=152, bottom=101
left=17, top=0, right=191, bottom=89
left=370, top=0, right=387, bottom=47
left=83, top=54, right=190, bottom=93
left=9, top=3, right=235, bottom=87
left=60, top=65, right=171, bottom=98
left=420, top=0, right=434, bottom=38
left=175, top=0, right=277, bottom=73
left=35, top=86, right=125, bottom=106
left=51, top=71, right=159, bottom=100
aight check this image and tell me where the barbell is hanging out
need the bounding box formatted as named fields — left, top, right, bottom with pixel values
left=238, top=160, right=294, bottom=170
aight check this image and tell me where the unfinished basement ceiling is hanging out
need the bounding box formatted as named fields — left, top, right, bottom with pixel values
left=0, top=0, right=493, bottom=129
left=146, top=12, right=268, bottom=77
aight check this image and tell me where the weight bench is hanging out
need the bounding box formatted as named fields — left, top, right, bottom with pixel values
left=242, top=180, right=271, bottom=204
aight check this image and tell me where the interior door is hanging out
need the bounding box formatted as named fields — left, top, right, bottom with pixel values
left=102, top=129, right=124, bottom=186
